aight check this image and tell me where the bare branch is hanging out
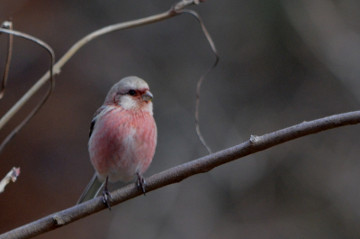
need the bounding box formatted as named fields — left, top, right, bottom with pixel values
left=1, top=110, right=359, bottom=239
left=0, top=167, right=20, bottom=194
left=177, top=9, right=220, bottom=154
left=0, top=27, right=55, bottom=154
left=0, top=0, right=204, bottom=134
left=0, top=21, right=14, bottom=99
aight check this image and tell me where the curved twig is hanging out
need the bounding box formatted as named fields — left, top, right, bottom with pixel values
left=0, top=27, right=55, bottom=154
left=0, top=21, right=14, bottom=99
left=0, top=0, right=203, bottom=133
left=177, top=9, right=219, bottom=154
left=1, top=110, right=359, bottom=239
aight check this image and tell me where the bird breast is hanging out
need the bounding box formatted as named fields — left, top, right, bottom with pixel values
left=88, top=107, right=157, bottom=182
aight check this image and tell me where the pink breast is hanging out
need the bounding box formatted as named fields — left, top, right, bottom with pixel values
left=88, top=108, right=157, bottom=182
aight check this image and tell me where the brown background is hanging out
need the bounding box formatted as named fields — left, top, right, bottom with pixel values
left=1, top=0, right=360, bottom=238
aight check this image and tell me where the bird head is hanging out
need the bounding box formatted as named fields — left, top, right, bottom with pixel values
left=105, top=76, right=154, bottom=113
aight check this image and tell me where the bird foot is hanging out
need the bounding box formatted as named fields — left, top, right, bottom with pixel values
left=102, top=189, right=112, bottom=210
left=102, top=176, right=112, bottom=210
left=136, top=172, right=146, bottom=195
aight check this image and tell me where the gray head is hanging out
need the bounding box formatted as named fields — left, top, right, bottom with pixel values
left=104, top=76, right=153, bottom=112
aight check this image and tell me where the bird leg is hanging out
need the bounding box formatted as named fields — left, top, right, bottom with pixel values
left=136, top=172, right=146, bottom=195
left=102, top=176, right=112, bottom=210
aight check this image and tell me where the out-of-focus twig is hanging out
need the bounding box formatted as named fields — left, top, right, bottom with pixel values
left=0, top=167, right=20, bottom=194
left=0, top=21, right=14, bottom=99
left=283, top=0, right=360, bottom=102
left=0, top=27, right=55, bottom=154
left=176, top=9, right=219, bottom=154
left=1, top=110, right=360, bottom=239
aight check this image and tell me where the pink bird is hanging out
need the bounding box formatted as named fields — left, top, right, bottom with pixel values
left=78, top=76, right=157, bottom=205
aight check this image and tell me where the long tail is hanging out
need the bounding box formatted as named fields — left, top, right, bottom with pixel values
left=77, top=173, right=104, bottom=204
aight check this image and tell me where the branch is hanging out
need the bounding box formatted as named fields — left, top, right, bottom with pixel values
left=0, top=21, right=14, bottom=99
left=0, top=25, right=55, bottom=154
left=179, top=9, right=219, bottom=154
left=0, top=167, right=20, bottom=194
left=0, top=0, right=203, bottom=133
left=1, top=110, right=360, bottom=239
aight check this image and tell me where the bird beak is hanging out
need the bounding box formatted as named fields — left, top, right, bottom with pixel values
left=142, top=91, right=153, bottom=102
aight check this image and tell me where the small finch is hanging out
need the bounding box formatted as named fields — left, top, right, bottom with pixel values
left=78, top=76, right=157, bottom=205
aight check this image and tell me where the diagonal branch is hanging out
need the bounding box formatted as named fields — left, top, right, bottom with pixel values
left=1, top=110, right=360, bottom=239
left=0, top=0, right=205, bottom=133
left=0, top=167, right=20, bottom=194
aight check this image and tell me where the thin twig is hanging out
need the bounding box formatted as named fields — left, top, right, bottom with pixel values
left=1, top=110, right=360, bottom=239
left=0, top=0, right=203, bottom=133
left=177, top=9, right=219, bottom=154
left=0, top=27, right=55, bottom=154
left=0, top=167, right=20, bottom=194
left=0, top=21, right=14, bottom=99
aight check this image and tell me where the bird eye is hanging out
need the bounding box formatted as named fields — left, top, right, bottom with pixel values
left=128, top=90, right=136, bottom=96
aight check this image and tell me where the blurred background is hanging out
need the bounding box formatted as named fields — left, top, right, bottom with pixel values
left=1, top=0, right=360, bottom=238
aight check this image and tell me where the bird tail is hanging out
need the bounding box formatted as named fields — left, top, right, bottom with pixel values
left=77, top=174, right=104, bottom=204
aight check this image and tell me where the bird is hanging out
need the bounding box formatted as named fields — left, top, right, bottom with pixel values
left=77, top=76, right=157, bottom=206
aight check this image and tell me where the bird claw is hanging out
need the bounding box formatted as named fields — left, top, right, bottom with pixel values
left=136, top=172, right=146, bottom=195
left=102, top=176, right=112, bottom=210
left=102, top=188, right=112, bottom=210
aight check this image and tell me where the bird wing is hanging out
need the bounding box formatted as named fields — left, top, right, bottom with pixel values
left=89, top=119, right=96, bottom=138
left=89, top=105, right=107, bottom=138
left=89, top=105, right=117, bottom=138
